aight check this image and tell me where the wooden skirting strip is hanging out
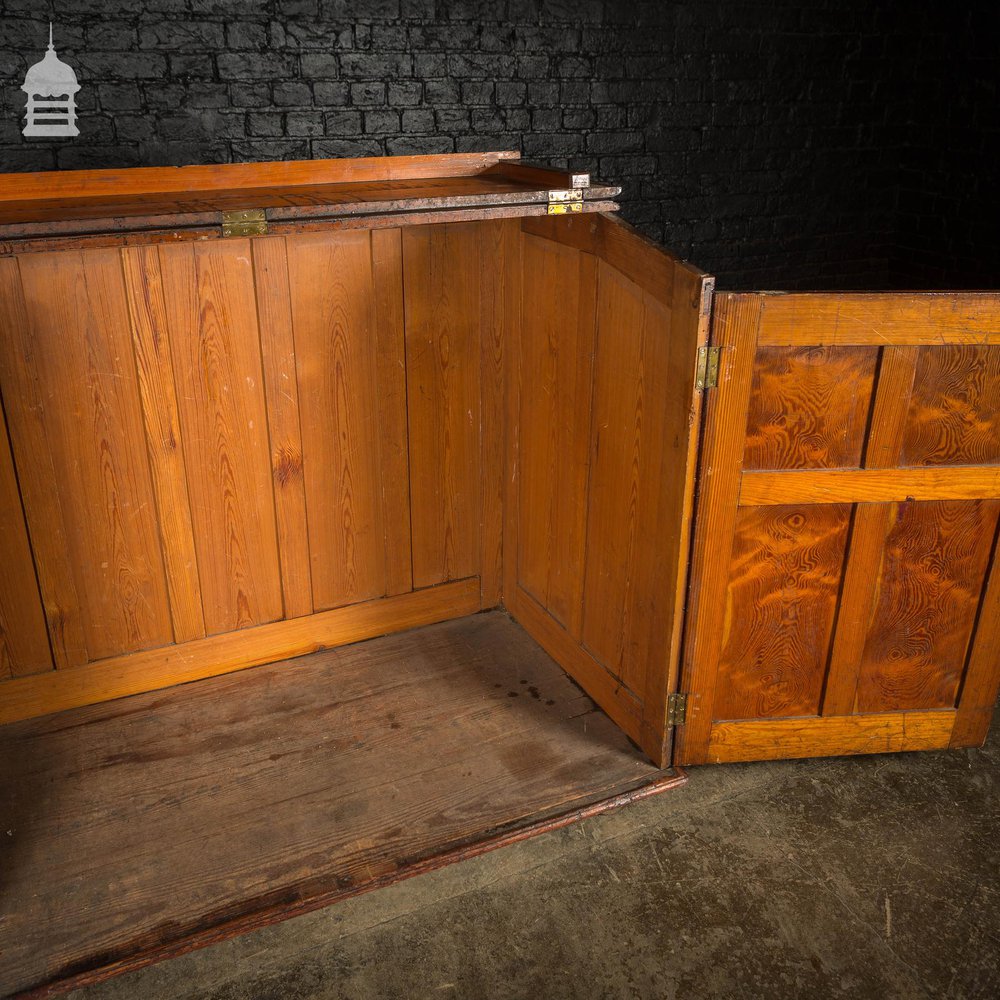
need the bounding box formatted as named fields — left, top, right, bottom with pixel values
left=705, top=710, right=956, bottom=764
left=740, top=467, right=1000, bottom=506
left=0, top=578, right=481, bottom=725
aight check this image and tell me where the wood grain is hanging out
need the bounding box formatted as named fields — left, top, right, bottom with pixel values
left=714, top=504, right=851, bottom=720
left=502, top=221, right=524, bottom=606
left=706, top=709, right=955, bottom=763
left=0, top=578, right=480, bottom=726
left=0, top=258, right=87, bottom=669
left=402, top=223, right=481, bottom=588
left=285, top=231, right=388, bottom=611
left=0, top=610, right=679, bottom=1000
left=0, top=410, right=52, bottom=679
left=743, top=346, right=877, bottom=469
left=160, top=241, right=282, bottom=634
left=901, top=345, right=1000, bottom=466
left=758, top=292, right=1000, bottom=346
left=856, top=500, right=1000, bottom=712
left=121, top=244, right=206, bottom=644
left=14, top=249, right=173, bottom=661
left=252, top=236, right=313, bottom=619
left=516, top=233, right=596, bottom=637
left=674, top=293, right=763, bottom=765
left=740, top=467, right=1000, bottom=506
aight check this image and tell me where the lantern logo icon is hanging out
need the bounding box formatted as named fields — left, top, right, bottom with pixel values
left=21, top=23, right=80, bottom=138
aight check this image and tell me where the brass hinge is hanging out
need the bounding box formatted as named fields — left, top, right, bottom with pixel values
left=666, top=692, right=688, bottom=727
left=547, top=189, right=584, bottom=215
left=222, top=208, right=268, bottom=237
left=695, top=345, right=721, bottom=390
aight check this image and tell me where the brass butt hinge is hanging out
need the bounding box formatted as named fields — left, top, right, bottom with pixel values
left=547, top=189, right=584, bottom=215
left=695, top=345, right=721, bottom=390
left=666, top=692, right=688, bottom=727
left=222, top=208, right=268, bottom=237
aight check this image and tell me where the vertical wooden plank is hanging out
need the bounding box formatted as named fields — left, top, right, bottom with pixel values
left=287, top=231, right=387, bottom=611
left=15, top=250, right=173, bottom=661
left=121, top=245, right=206, bottom=644
left=516, top=234, right=596, bottom=636
left=160, top=241, right=282, bottom=634
left=252, top=236, right=313, bottom=620
left=714, top=504, right=852, bottom=720
left=478, top=220, right=506, bottom=609
left=855, top=499, right=1000, bottom=712
left=821, top=346, right=919, bottom=715
left=370, top=228, right=413, bottom=598
left=403, top=224, right=481, bottom=589
left=0, top=257, right=87, bottom=669
left=502, top=224, right=524, bottom=605
left=0, top=409, right=52, bottom=679
left=675, top=293, right=763, bottom=765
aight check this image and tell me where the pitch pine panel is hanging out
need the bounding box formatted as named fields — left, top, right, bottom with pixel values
left=901, top=345, right=1000, bottom=467
left=743, top=346, right=877, bottom=470
left=160, top=242, right=283, bottom=635
left=855, top=499, right=1000, bottom=712
left=286, top=231, right=390, bottom=611
left=11, top=250, right=173, bottom=662
left=402, top=224, right=481, bottom=589
left=516, top=234, right=596, bottom=637
left=713, top=504, right=851, bottom=720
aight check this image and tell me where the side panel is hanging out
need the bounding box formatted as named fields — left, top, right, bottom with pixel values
left=509, top=214, right=713, bottom=764
left=678, top=292, right=1000, bottom=764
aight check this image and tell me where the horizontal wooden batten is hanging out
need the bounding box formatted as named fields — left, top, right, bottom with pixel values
left=704, top=710, right=956, bottom=763
left=740, top=467, right=1000, bottom=506
left=0, top=578, right=481, bottom=725
left=756, top=292, right=1000, bottom=346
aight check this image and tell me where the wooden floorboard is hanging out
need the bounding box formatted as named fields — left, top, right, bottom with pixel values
left=0, top=611, right=682, bottom=999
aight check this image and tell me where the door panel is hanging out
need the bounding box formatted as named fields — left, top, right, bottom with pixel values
left=678, top=292, right=1000, bottom=764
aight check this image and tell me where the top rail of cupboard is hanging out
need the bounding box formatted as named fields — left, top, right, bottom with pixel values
left=0, top=152, right=621, bottom=246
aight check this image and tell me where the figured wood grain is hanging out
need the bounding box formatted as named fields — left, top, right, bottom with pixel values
left=0, top=411, right=52, bottom=679
left=581, top=262, right=672, bottom=696
left=0, top=578, right=480, bottom=726
left=477, top=220, right=509, bottom=609
left=402, top=223, right=481, bottom=588
left=674, top=293, right=763, bottom=765
left=739, top=467, right=1000, bottom=506
left=901, top=345, right=1000, bottom=466
left=743, top=346, right=877, bottom=469
left=758, top=292, right=1000, bottom=346
left=252, top=236, right=313, bottom=619
left=950, top=517, right=1000, bottom=747
left=370, top=227, right=414, bottom=598
left=0, top=258, right=87, bottom=669
left=160, top=241, right=282, bottom=634
left=0, top=611, right=676, bottom=1000
left=821, top=346, right=918, bottom=716
left=285, top=231, right=389, bottom=611
left=517, top=233, right=597, bottom=637
left=121, top=244, right=206, bottom=644
left=855, top=500, right=1000, bottom=712
left=706, top=709, right=956, bottom=763
left=714, top=504, right=851, bottom=720
left=14, top=249, right=173, bottom=661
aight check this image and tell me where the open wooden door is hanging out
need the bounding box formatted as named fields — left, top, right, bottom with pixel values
left=677, top=292, right=1000, bottom=764
left=505, top=213, right=713, bottom=766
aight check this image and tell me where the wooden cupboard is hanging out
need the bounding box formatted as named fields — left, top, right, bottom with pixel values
left=0, top=151, right=998, bottom=771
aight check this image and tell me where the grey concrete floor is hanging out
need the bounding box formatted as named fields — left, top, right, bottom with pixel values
left=73, top=726, right=999, bottom=1000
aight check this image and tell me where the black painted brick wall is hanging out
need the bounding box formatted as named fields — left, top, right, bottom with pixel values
left=0, top=1, right=995, bottom=290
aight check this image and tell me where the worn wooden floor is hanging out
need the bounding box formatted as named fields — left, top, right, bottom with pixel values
left=0, top=611, right=680, bottom=998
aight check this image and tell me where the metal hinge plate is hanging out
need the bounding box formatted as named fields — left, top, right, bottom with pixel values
left=222, top=208, right=268, bottom=237
left=667, top=692, right=688, bottom=727
left=547, top=189, right=584, bottom=215
left=695, top=346, right=721, bottom=390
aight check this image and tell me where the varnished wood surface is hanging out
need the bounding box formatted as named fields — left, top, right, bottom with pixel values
left=0, top=611, right=681, bottom=999
left=758, top=292, right=1000, bottom=346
